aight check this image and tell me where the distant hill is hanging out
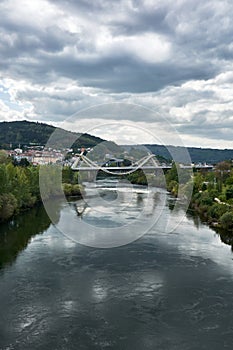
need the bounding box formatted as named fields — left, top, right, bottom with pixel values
left=0, top=121, right=118, bottom=153
left=2, top=121, right=232, bottom=164
left=123, top=144, right=233, bottom=164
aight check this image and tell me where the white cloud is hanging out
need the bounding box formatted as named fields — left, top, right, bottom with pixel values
left=0, top=0, right=233, bottom=148
left=96, top=31, right=171, bottom=63
left=1, top=0, right=59, bottom=29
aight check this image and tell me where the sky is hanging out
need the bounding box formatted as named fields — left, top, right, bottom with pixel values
left=1, top=0, right=233, bottom=148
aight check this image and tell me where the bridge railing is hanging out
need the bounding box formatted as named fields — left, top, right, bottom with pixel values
left=71, top=154, right=213, bottom=173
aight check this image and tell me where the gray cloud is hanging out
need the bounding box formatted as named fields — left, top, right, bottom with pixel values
left=0, top=0, right=224, bottom=90
left=0, top=0, right=233, bottom=147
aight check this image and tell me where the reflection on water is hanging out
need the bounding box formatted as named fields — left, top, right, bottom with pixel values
left=73, top=189, right=161, bottom=227
left=0, top=205, right=51, bottom=269
left=0, top=184, right=233, bottom=349
left=54, top=184, right=167, bottom=248
left=185, top=207, right=233, bottom=252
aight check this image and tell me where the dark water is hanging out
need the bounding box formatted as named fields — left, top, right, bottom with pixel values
left=0, top=185, right=233, bottom=350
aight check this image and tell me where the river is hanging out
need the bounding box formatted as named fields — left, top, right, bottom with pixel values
left=0, top=181, right=233, bottom=350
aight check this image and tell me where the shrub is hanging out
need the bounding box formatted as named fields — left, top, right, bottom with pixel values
left=0, top=193, right=18, bottom=221
left=62, top=183, right=82, bottom=197
left=198, top=192, right=213, bottom=206
left=63, top=183, right=73, bottom=196
left=207, top=203, right=228, bottom=220
left=167, top=180, right=178, bottom=196
left=71, top=184, right=82, bottom=196
left=219, top=211, right=233, bottom=230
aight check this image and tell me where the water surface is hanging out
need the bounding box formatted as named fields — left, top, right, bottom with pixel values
left=0, top=184, right=233, bottom=349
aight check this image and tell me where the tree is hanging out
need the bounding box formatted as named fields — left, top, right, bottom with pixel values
left=19, top=158, right=30, bottom=167
left=215, top=161, right=231, bottom=191
left=226, top=186, right=233, bottom=200
left=193, top=173, right=204, bottom=194
left=0, top=150, right=9, bottom=164
left=166, top=162, right=178, bottom=184
left=220, top=211, right=233, bottom=230
left=0, top=193, right=17, bottom=221
left=0, top=165, right=8, bottom=194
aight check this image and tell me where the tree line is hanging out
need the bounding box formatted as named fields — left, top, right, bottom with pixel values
left=0, top=160, right=40, bottom=222
left=124, top=160, right=233, bottom=232
left=2, top=147, right=233, bottom=233
left=0, top=151, right=82, bottom=222
left=166, top=160, right=233, bottom=232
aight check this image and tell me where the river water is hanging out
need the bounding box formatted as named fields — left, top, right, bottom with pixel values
left=0, top=182, right=233, bottom=350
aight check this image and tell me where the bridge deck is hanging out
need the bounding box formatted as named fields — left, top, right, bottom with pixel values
left=71, top=165, right=213, bottom=171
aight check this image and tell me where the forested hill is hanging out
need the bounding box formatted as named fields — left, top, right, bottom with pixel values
left=145, top=144, right=233, bottom=164
left=0, top=120, right=115, bottom=151
left=2, top=121, right=233, bottom=163
left=123, top=144, right=233, bottom=164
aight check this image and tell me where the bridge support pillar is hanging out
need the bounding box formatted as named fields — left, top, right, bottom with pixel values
left=77, top=170, right=98, bottom=184
left=88, top=170, right=98, bottom=182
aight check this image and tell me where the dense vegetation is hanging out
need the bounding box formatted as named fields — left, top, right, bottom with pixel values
left=0, top=121, right=55, bottom=147
left=124, top=144, right=233, bottom=164
left=0, top=157, right=40, bottom=222
left=4, top=120, right=233, bottom=164
left=2, top=136, right=233, bottom=236
left=165, top=160, right=233, bottom=232
left=0, top=120, right=117, bottom=152
left=189, top=161, right=233, bottom=231
left=0, top=151, right=82, bottom=222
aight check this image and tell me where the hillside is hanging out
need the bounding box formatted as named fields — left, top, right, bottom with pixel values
left=2, top=121, right=233, bottom=163
left=123, top=144, right=233, bottom=164
left=0, top=121, right=118, bottom=153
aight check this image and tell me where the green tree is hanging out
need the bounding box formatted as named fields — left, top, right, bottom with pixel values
left=0, top=193, right=18, bottom=221
left=0, top=150, right=9, bottom=164
left=226, top=186, right=233, bottom=200
left=0, top=165, right=8, bottom=194
left=166, top=162, right=178, bottom=184
left=220, top=211, right=233, bottom=230
left=193, top=173, right=204, bottom=194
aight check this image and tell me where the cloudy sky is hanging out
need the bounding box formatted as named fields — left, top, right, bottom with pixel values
left=1, top=0, right=233, bottom=147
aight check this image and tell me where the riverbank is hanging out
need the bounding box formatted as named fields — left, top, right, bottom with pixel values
left=189, top=192, right=233, bottom=231
left=157, top=161, right=233, bottom=234
left=0, top=161, right=82, bottom=223
left=2, top=158, right=233, bottom=235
